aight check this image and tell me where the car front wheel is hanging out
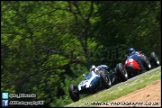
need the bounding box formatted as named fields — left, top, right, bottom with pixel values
left=69, top=84, right=79, bottom=102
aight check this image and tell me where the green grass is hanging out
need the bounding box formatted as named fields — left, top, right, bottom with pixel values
left=65, top=67, right=161, bottom=107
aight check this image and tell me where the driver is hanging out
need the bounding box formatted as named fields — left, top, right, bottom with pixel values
left=90, top=65, right=96, bottom=72
left=90, top=65, right=110, bottom=74
left=127, top=48, right=145, bottom=57
left=127, top=48, right=145, bottom=69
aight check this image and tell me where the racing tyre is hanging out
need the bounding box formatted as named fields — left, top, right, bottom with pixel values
left=142, top=56, right=151, bottom=71
left=69, top=84, right=79, bottom=102
left=116, top=63, right=128, bottom=82
left=100, top=71, right=111, bottom=89
left=150, top=52, right=160, bottom=67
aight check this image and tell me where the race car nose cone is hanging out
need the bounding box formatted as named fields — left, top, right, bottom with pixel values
left=126, top=64, right=135, bottom=72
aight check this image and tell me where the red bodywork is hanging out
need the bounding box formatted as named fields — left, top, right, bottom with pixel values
left=124, top=58, right=140, bottom=75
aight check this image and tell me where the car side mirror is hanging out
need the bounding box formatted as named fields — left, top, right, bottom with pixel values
left=82, top=74, right=85, bottom=77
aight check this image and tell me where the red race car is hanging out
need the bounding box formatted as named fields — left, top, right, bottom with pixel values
left=124, top=51, right=160, bottom=77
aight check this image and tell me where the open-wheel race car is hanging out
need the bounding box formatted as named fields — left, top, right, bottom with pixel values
left=68, top=63, right=128, bottom=102
left=124, top=51, right=160, bottom=77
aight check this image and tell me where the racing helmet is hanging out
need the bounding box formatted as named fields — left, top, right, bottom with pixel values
left=128, top=48, right=135, bottom=55
left=94, top=68, right=99, bottom=74
left=90, top=65, right=96, bottom=71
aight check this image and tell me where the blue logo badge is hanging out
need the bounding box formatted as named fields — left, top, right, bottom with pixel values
left=2, top=100, right=8, bottom=106
left=2, top=93, right=8, bottom=99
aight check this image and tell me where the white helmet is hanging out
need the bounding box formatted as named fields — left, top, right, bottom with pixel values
left=95, top=68, right=99, bottom=74
left=90, top=65, right=96, bottom=71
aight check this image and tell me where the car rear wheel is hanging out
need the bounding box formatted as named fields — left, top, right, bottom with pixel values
left=142, top=56, right=151, bottom=71
left=116, top=63, right=128, bottom=82
left=69, top=84, right=79, bottom=102
left=150, top=52, right=160, bottom=67
left=100, top=71, right=111, bottom=89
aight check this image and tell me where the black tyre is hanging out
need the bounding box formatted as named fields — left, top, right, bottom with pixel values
left=150, top=52, right=160, bottom=67
left=142, top=56, right=151, bottom=71
left=116, top=63, right=128, bottom=82
left=69, top=84, right=79, bottom=102
left=100, top=71, right=111, bottom=89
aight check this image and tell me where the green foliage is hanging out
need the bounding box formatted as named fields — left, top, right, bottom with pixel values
left=93, top=1, right=161, bottom=59
left=1, top=1, right=161, bottom=107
